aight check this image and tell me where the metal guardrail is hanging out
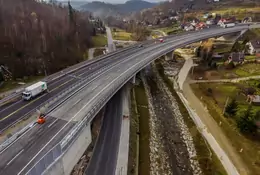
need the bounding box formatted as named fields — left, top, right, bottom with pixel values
left=25, top=26, right=253, bottom=175
left=26, top=144, right=62, bottom=175
left=0, top=29, right=200, bottom=108
left=0, top=44, right=142, bottom=108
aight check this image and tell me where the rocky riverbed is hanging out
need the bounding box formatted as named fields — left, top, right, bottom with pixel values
left=142, top=60, right=201, bottom=175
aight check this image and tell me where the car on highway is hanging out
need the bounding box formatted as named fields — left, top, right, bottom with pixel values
left=159, top=38, right=164, bottom=43
left=138, top=44, right=143, bottom=48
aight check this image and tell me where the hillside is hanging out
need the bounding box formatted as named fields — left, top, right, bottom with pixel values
left=58, top=1, right=88, bottom=9
left=130, top=0, right=260, bottom=26
left=80, top=0, right=157, bottom=18
left=0, top=0, right=94, bottom=79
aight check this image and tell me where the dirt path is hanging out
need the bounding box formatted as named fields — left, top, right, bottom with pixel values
left=182, top=78, right=249, bottom=175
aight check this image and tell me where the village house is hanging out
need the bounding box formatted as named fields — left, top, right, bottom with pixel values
left=228, top=52, right=245, bottom=63
left=246, top=38, right=260, bottom=55
left=247, top=95, right=260, bottom=106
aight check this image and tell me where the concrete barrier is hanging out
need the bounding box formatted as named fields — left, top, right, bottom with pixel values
left=42, top=124, right=92, bottom=175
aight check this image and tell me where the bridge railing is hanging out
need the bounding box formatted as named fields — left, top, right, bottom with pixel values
left=26, top=144, right=62, bottom=175
left=25, top=25, right=252, bottom=175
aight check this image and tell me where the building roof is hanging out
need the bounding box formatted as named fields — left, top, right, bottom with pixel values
left=229, top=52, right=244, bottom=62
left=250, top=38, right=260, bottom=49
left=252, top=95, right=260, bottom=103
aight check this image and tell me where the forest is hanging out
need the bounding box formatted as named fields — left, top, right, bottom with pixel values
left=0, top=0, right=96, bottom=79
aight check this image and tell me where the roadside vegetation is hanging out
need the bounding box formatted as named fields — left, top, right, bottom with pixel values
left=92, top=35, right=107, bottom=47
left=155, top=60, right=227, bottom=175
left=191, top=81, right=260, bottom=175
left=112, top=28, right=132, bottom=40
left=93, top=48, right=105, bottom=57
left=0, top=0, right=107, bottom=93
left=128, top=89, right=139, bottom=175
left=211, top=6, right=260, bottom=20
left=135, top=80, right=150, bottom=175
left=0, top=76, right=43, bottom=95
left=156, top=24, right=182, bottom=35
left=128, top=78, right=150, bottom=175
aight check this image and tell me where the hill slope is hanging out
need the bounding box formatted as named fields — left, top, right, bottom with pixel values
left=80, top=0, right=157, bottom=18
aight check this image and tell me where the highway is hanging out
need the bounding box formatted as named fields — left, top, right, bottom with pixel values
left=0, top=45, right=148, bottom=132
left=85, top=89, right=122, bottom=175
left=0, top=25, right=258, bottom=175
left=0, top=33, right=184, bottom=175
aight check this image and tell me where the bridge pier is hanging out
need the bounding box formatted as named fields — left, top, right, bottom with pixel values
left=42, top=124, right=92, bottom=175
left=129, top=74, right=136, bottom=84
left=164, top=51, right=175, bottom=61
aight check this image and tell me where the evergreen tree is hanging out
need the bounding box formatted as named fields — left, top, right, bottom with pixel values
left=237, top=106, right=257, bottom=134
left=225, top=98, right=238, bottom=117
left=254, top=110, right=260, bottom=121
left=68, top=1, right=74, bottom=26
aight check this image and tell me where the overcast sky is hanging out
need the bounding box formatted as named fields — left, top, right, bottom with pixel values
left=59, top=0, right=166, bottom=3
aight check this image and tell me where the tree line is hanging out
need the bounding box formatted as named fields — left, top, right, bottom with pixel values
left=104, top=16, right=150, bottom=41
left=225, top=98, right=259, bottom=135
left=0, top=0, right=95, bottom=79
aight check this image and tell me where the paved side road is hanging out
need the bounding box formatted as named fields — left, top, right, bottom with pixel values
left=85, top=90, right=123, bottom=175
left=115, top=85, right=130, bottom=175
left=176, top=55, right=248, bottom=174
left=106, top=27, right=116, bottom=52
left=181, top=80, right=247, bottom=174
left=88, top=48, right=96, bottom=60
left=190, top=75, right=260, bottom=83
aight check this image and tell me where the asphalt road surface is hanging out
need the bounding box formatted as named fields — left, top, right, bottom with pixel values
left=1, top=25, right=258, bottom=174
left=85, top=89, right=123, bottom=175
left=0, top=116, right=75, bottom=175
left=0, top=45, right=144, bottom=132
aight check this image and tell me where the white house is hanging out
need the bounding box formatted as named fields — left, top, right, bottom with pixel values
left=246, top=39, right=260, bottom=55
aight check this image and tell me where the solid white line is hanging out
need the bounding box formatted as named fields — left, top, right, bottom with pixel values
left=18, top=32, right=208, bottom=174
left=91, top=85, right=99, bottom=91
left=17, top=27, right=246, bottom=174
left=73, top=99, right=81, bottom=106
left=0, top=99, right=23, bottom=113
left=6, top=149, right=24, bottom=166
left=17, top=46, right=152, bottom=175
left=0, top=124, right=34, bottom=155
left=48, top=118, right=59, bottom=128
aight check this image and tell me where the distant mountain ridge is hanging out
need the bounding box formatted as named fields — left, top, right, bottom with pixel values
left=58, top=1, right=88, bottom=9
left=80, top=0, right=158, bottom=18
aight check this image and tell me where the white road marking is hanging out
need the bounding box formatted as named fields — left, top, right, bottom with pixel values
left=0, top=123, right=35, bottom=155
left=48, top=118, right=59, bottom=128
left=91, top=85, right=99, bottom=91
left=16, top=26, right=256, bottom=174
left=0, top=99, right=23, bottom=113
left=6, top=149, right=24, bottom=166
left=73, top=99, right=81, bottom=106
left=18, top=33, right=210, bottom=174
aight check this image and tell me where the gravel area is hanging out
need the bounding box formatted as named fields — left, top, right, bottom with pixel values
left=142, top=61, right=202, bottom=175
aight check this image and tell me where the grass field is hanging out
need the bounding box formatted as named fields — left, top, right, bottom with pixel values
left=112, top=29, right=132, bottom=41
left=92, top=35, right=107, bottom=47
left=245, top=55, right=257, bottom=60
left=235, top=63, right=260, bottom=77
left=191, top=82, right=260, bottom=175
left=157, top=25, right=182, bottom=35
